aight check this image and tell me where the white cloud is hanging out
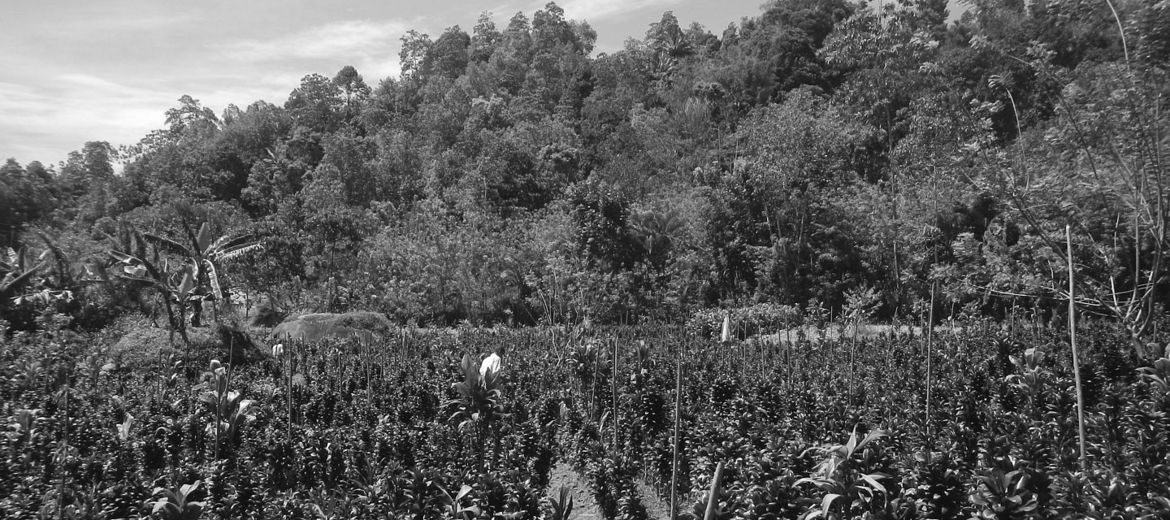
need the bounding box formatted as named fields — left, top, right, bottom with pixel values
left=531, top=0, right=679, bottom=22
left=218, top=19, right=414, bottom=62
left=54, top=11, right=197, bottom=33
left=0, top=75, right=172, bottom=165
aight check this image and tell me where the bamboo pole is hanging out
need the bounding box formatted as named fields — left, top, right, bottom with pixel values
left=925, top=281, right=936, bottom=447
left=613, top=339, right=619, bottom=453
left=1068, top=224, right=1088, bottom=468
left=669, top=359, right=681, bottom=520
left=703, top=462, right=725, bottom=520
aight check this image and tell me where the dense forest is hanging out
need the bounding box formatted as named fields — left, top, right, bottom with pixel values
left=3, top=0, right=1169, bottom=344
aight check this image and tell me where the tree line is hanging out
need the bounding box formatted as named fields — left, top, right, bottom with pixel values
left=2, top=0, right=1168, bottom=343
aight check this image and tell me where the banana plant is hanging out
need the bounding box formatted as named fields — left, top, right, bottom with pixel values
left=143, top=220, right=261, bottom=325
left=12, top=232, right=105, bottom=309
left=108, top=223, right=197, bottom=345
left=0, top=246, right=44, bottom=302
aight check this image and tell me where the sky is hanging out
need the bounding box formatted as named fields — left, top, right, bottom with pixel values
left=0, top=0, right=771, bottom=167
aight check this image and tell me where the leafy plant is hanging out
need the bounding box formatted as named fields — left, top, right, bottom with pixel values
left=969, top=467, right=1039, bottom=520
left=795, top=427, right=891, bottom=519
left=108, top=223, right=198, bottom=345
left=0, top=247, right=44, bottom=302
left=437, top=484, right=481, bottom=520
left=151, top=480, right=206, bottom=520
left=446, top=353, right=509, bottom=468
left=545, top=486, right=574, bottom=520
left=143, top=220, right=262, bottom=325
left=198, top=359, right=258, bottom=459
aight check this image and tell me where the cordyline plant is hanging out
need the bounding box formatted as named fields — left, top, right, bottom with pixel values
left=437, top=484, right=482, bottom=520
left=968, top=465, right=1040, bottom=519
left=795, top=427, right=891, bottom=519
left=198, top=359, right=258, bottom=460
left=152, top=480, right=206, bottom=520
left=446, top=353, right=508, bottom=469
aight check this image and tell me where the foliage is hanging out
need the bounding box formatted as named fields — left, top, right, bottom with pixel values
left=2, top=313, right=1170, bottom=518
left=2, top=0, right=1165, bottom=329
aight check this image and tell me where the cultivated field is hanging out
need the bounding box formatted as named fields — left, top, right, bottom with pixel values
left=2, top=320, right=1167, bottom=519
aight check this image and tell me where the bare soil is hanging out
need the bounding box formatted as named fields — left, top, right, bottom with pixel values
left=546, top=462, right=604, bottom=520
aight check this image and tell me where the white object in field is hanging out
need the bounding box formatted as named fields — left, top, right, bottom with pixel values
left=480, top=352, right=502, bottom=378
left=720, top=314, right=732, bottom=343
left=271, top=343, right=284, bottom=357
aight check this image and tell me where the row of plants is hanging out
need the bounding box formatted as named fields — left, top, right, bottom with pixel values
left=596, top=321, right=1170, bottom=519
left=3, top=316, right=1170, bottom=518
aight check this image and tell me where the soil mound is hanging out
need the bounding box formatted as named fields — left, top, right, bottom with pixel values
left=271, top=311, right=393, bottom=343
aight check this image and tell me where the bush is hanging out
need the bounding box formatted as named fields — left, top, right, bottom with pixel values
left=687, top=303, right=801, bottom=339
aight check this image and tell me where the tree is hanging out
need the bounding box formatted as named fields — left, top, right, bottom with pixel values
left=286, top=74, right=343, bottom=134
left=470, top=12, right=501, bottom=63
left=430, top=26, right=472, bottom=80
left=1, top=160, right=60, bottom=248
left=400, top=30, right=435, bottom=80
left=714, top=89, right=872, bottom=308
left=982, top=59, right=1170, bottom=359
left=646, top=11, right=693, bottom=84
left=332, top=66, right=371, bottom=120
left=165, top=95, right=221, bottom=137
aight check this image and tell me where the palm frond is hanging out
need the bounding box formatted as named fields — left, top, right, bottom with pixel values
left=0, top=262, right=45, bottom=300
left=196, top=222, right=213, bottom=253
left=35, top=230, right=72, bottom=287
left=215, top=242, right=264, bottom=262
left=144, top=232, right=194, bottom=258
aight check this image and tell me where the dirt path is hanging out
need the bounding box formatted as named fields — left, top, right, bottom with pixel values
left=547, top=462, right=604, bottom=520
left=636, top=479, right=671, bottom=520
left=544, top=463, right=672, bottom=520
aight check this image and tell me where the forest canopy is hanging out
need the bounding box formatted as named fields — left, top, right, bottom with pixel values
left=3, top=0, right=1168, bottom=343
